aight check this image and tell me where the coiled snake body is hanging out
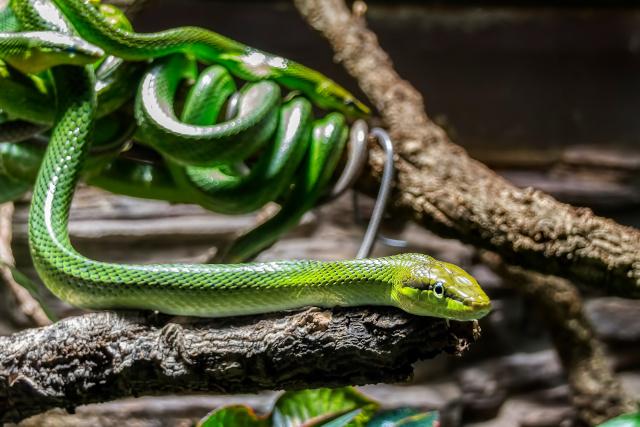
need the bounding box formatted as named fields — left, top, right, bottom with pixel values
left=1, top=0, right=490, bottom=321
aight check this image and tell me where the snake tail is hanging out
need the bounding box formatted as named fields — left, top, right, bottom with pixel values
left=49, top=0, right=370, bottom=118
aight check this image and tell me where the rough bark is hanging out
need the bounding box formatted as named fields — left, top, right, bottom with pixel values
left=481, top=251, right=635, bottom=426
left=0, top=308, right=478, bottom=424
left=293, top=0, right=640, bottom=299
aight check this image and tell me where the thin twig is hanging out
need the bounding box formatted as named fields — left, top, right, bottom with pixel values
left=0, top=202, right=51, bottom=328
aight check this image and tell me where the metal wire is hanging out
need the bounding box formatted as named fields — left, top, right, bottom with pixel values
left=353, top=190, right=408, bottom=251
left=356, top=127, right=399, bottom=259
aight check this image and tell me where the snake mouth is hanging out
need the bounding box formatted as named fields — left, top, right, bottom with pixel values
left=461, top=298, right=491, bottom=319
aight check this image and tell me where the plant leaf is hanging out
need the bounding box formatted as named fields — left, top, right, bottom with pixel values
left=319, top=409, right=364, bottom=427
left=291, top=408, right=364, bottom=427
left=0, top=175, right=31, bottom=204
left=367, top=408, right=439, bottom=426
left=597, top=412, right=640, bottom=427
left=197, top=404, right=270, bottom=427
left=273, top=387, right=380, bottom=427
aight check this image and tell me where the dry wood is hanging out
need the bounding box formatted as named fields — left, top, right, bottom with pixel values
left=0, top=203, right=51, bottom=328
left=0, top=308, right=478, bottom=424
left=481, top=251, right=635, bottom=426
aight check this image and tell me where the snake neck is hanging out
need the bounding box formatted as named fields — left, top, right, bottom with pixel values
left=283, top=257, right=398, bottom=308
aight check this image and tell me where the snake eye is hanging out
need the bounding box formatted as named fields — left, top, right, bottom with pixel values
left=433, top=282, right=445, bottom=299
left=64, top=45, right=79, bottom=56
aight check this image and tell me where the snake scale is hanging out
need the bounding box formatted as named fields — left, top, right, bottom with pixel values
left=0, top=0, right=490, bottom=320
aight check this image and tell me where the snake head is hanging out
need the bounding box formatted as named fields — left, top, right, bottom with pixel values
left=222, top=49, right=371, bottom=119
left=44, top=33, right=105, bottom=63
left=312, top=80, right=371, bottom=119
left=392, top=253, right=490, bottom=321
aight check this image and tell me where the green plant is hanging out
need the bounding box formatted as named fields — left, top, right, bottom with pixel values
left=197, top=387, right=439, bottom=427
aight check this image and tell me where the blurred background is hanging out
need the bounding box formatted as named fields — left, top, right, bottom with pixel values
left=3, top=1, right=640, bottom=425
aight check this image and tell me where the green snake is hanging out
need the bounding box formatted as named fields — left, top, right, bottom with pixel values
left=1, top=0, right=490, bottom=321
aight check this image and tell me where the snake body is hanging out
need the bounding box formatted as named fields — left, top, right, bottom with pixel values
left=0, top=30, right=103, bottom=73
left=4, top=0, right=490, bottom=320
left=49, top=0, right=371, bottom=119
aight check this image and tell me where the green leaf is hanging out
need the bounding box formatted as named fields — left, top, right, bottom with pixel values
left=287, top=408, right=364, bottom=427
left=273, top=387, right=380, bottom=427
left=197, top=404, right=270, bottom=427
left=317, top=409, right=363, bottom=427
left=0, top=175, right=31, bottom=204
left=198, top=388, right=380, bottom=427
left=366, top=408, right=439, bottom=426
left=0, top=259, right=58, bottom=322
left=597, top=412, right=640, bottom=427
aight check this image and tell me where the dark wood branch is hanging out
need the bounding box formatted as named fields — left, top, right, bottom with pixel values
left=293, top=0, right=640, bottom=299
left=480, top=251, right=635, bottom=426
left=0, top=308, right=478, bottom=424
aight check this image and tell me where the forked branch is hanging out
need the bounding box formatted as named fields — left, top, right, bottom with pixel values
left=293, top=0, right=640, bottom=299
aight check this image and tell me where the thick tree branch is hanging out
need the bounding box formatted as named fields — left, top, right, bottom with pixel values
left=481, top=251, right=635, bottom=426
left=0, top=308, right=478, bottom=424
left=293, top=0, right=640, bottom=299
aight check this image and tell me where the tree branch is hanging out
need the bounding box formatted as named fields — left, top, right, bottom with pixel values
left=481, top=251, right=635, bottom=426
left=293, top=0, right=640, bottom=299
left=0, top=202, right=51, bottom=328
left=0, top=308, right=478, bottom=424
